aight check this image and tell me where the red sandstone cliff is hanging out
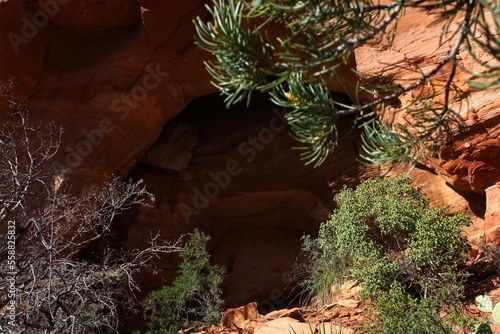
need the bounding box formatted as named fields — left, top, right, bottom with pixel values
left=0, top=1, right=498, bottom=306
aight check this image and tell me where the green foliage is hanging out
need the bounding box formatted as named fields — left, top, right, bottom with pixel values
left=473, top=294, right=500, bottom=333
left=473, top=322, right=494, bottom=334
left=142, top=229, right=225, bottom=334
left=364, top=283, right=470, bottom=334
left=301, top=234, right=354, bottom=306
left=302, top=176, right=471, bottom=333
left=476, top=295, right=494, bottom=313
left=194, top=0, right=500, bottom=168
left=464, top=0, right=500, bottom=91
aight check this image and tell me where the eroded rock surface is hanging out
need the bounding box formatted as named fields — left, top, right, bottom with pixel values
left=123, top=96, right=378, bottom=305
left=0, top=0, right=498, bottom=308
left=356, top=5, right=499, bottom=243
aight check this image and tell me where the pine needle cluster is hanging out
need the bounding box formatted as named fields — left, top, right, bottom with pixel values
left=194, top=0, right=499, bottom=168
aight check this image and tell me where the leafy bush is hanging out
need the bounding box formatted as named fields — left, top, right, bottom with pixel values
left=142, top=229, right=225, bottom=334
left=302, top=176, right=471, bottom=333
left=364, top=282, right=470, bottom=334
left=300, top=233, right=353, bottom=306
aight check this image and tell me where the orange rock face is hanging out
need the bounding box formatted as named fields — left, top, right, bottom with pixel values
left=0, top=0, right=498, bottom=307
left=356, top=5, right=499, bottom=245
left=0, top=0, right=213, bottom=188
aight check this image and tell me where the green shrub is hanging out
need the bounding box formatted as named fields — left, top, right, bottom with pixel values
left=364, top=282, right=470, bottom=334
left=142, top=229, right=225, bottom=334
left=302, top=176, right=471, bottom=333
left=301, top=233, right=354, bottom=306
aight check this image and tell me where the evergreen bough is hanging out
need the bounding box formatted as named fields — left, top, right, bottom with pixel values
left=194, top=0, right=500, bottom=168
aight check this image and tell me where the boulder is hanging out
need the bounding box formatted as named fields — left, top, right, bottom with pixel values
left=254, top=318, right=312, bottom=334
left=221, top=302, right=260, bottom=329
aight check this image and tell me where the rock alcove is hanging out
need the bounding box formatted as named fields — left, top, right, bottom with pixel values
left=117, top=92, right=379, bottom=308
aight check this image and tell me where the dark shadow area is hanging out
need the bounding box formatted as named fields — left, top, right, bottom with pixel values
left=447, top=183, right=487, bottom=219
left=464, top=252, right=500, bottom=301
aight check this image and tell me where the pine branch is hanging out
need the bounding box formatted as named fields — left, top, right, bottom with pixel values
left=194, top=0, right=498, bottom=168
